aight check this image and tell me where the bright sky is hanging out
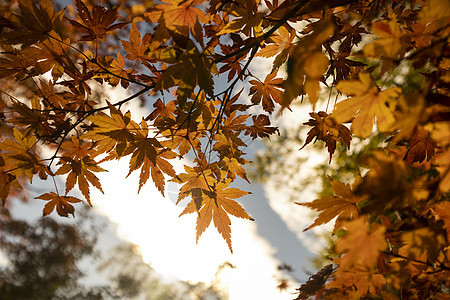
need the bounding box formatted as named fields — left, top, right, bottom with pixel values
left=91, top=157, right=297, bottom=299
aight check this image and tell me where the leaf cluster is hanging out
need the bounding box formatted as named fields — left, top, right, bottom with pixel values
left=0, top=0, right=449, bottom=296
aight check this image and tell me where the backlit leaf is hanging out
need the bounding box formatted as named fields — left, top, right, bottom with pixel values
left=36, top=192, right=82, bottom=217
left=248, top=72, right=284, bottom=114
left=335, top=216, right=387, bottom=270
left=333, top=73, right=401, bottom=138
left=298, top=177, right=361, bottom=232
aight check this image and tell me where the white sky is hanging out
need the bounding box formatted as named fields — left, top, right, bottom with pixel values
left=91, top=158, right=296, bottom=298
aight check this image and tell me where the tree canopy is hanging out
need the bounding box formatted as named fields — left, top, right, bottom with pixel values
left=0, top=0, right=449, bottom=298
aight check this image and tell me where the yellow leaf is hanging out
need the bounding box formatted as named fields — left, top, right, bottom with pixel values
left=86, top=104, right=136, bottom=156
left=282, top=18, right=333, bottom=110
left=179, top=179, right=252, bottom=252
left=335, top=216, right=387, bottom=270
left=333, top=73, right=401, bottom=138
left=364, top=20, right=406, bottom=59
left=304, top=51, right=329, bottom=79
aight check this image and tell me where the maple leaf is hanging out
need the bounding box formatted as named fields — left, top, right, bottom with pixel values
left=404, top=126, right=436, bottom=164
left=329, top=264, right=386, bottom=298
left=298, top=177, right=361, bottom=232
left=400, top=227, right=446, bottom=263
left=0, top=171, right=17, bottom=206
left=68, top=0, right=127, bottom=41
left=302, top=51, right=329, bottom=107
left=0, top=128, right=49, bottom=181
left=213, top=131, right=246, bottom=155
left=144, top=0, right=209, bottom=31
left=218, top=9, right=263, bottom=37
left=392, top=93, right=425, bottom=143
left=179, top=179, right=253, bottom=252
left=8, top=99, right=53, bottom=139
left=332, top=72, right=401, bottom=138
left=364, top=20, right=407, bottom=59
left=147, top=99, right=177, bottom=122
left=245, top=115, right=279, bottom=139
left=1, top=0, right=64, bottom=47
left=108, top=52, right=137, bottom=88
left=36, top=192, right=82, bottom=217
left=218, top=43, right=245, bottom=82
left=85, top=103, right=135, bottom=156
left=256, top=26, right=296, bottom=60
left=121, top=22, right=153, bottom=63
left=223, top=110, right=249, bottom=133
left=283, top=19, right=334, bottom=110
left=173, top=165, right=214, bottom=205
left=221, top=157, right=250, bottom=183
left=300, top=111, right=351, bottom=162
left=55, top=157, right=106, bottom=205
left=162, top=130, right=201, bottom=156
left=248, top=72, right=284, bottom=114
left=126, top=120, right=176, bottom=194
left=335, top=216, right=387, bottom=270
left=60, top=136, right=95, bottom=161
left=157, top=42, right=217, bottom=98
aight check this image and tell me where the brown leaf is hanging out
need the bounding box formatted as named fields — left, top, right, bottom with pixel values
left=245, top=115, right=279, bottom=139
left=68, top=0, right=127, bottom=41
left=248, top=72, right=284, bottom=113
left=36, top=192, right=82, bottom=217
left=405, top=126, right=436, bottom=164
left=300, top=111, right=351, bottom=162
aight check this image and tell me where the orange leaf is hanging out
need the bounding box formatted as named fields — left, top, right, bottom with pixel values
left=363, top=20, right=406, bottom=59
left=36, top=192, right=82, bottom=217
left=126, top=120, right=176, bottom=194
left=329, top=264, right=386, bottom=298
left=121, top=22, right=153, bottom=63
left=86, top=103, right=135, bottom=156
left=0, top=128, right=49, bottom=181
left=55, top=157, right=105, bottom=205
left=179, top=179, right=252, bottom=252
left=222, top=157, right=250, bottom=183
left=256, top=26, right=296, bottom=59
left=145, top=0, right=209, bottom=31
left=298, top=177, right=361, bottom=232
left=335, top=216, right=387, bottom=270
